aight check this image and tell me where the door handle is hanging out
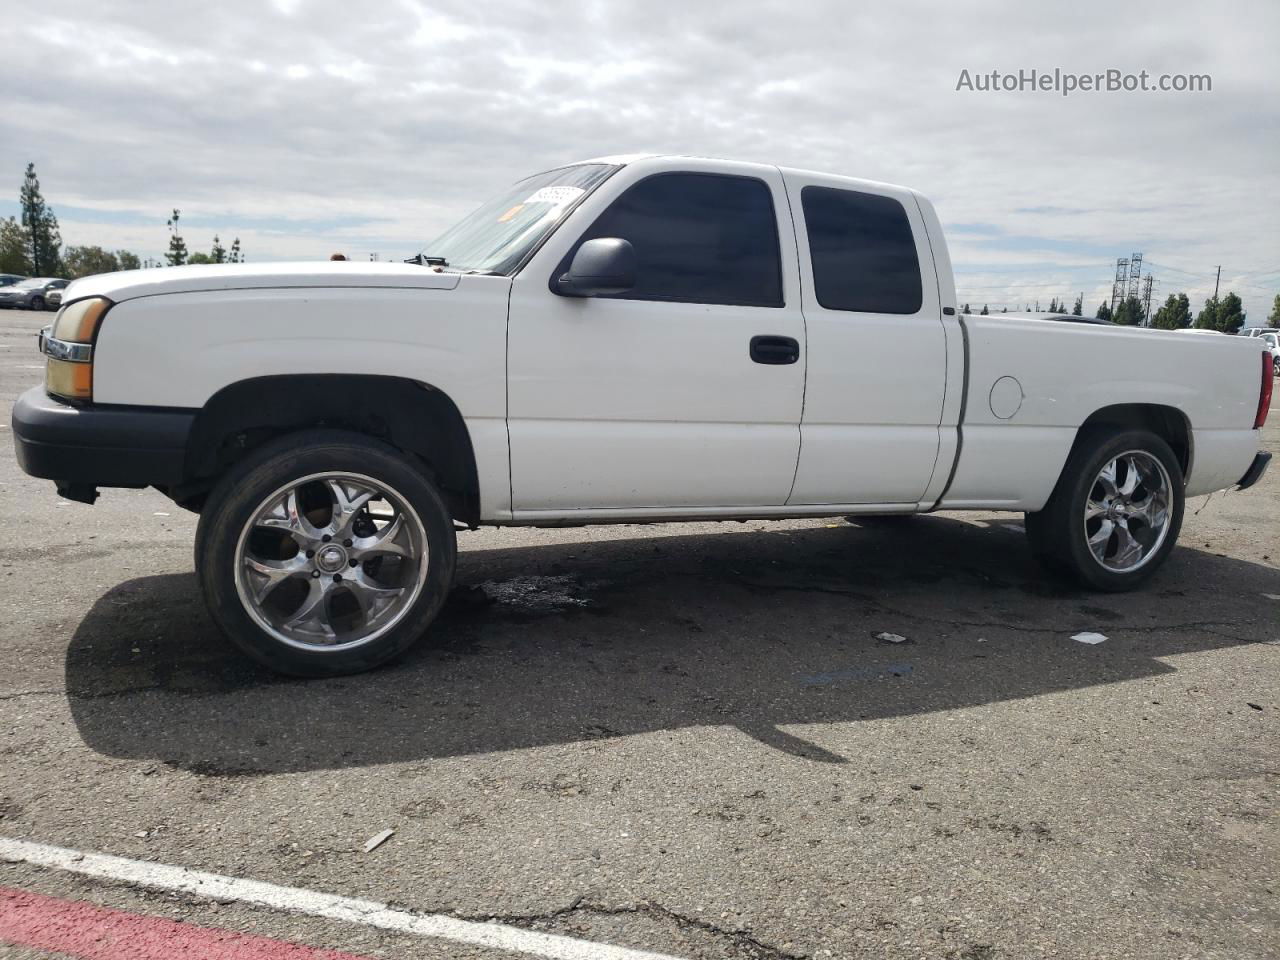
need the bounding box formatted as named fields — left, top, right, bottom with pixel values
left=749, top=335, right=800, bottom=365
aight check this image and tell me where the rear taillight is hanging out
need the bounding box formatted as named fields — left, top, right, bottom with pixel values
left=1256, top=351, right=1274, bottom=429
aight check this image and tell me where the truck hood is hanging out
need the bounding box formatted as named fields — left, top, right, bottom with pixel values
left=65, top=261, right=461, bottom=304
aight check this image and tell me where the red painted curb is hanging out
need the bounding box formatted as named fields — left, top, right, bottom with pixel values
left=0, top=885, right=374, bottom=960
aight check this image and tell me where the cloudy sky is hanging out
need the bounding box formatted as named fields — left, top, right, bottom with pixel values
left=3, top=0, right=1277, bottom=319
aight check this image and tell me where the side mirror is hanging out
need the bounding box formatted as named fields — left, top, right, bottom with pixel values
left=557, top=237, right=636, bottom=298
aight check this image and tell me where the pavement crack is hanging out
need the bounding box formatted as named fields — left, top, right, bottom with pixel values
left=462, top=897, right=808, bottom=959
left=0, top=689, right=63, bottom=701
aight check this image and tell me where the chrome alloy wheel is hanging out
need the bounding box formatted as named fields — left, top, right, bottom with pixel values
left=1083, top=450, right=1172, bottom=573
left=233, top=472, right=429, bottom=651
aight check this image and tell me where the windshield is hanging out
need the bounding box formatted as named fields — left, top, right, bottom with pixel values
left=419, top=163, right=616, bottom=275
left=14, top=279, right=49, bottom=289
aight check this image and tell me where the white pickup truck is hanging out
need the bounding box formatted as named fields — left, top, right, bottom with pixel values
left=13, top=154, right=1274, bottom=676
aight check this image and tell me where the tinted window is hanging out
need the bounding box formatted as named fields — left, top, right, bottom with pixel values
left=801, top=186, right=922, bottom=314
left=566, top=173, right=783, bottom=308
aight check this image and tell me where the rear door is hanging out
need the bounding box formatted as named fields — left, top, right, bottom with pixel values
left=782, top=173, right=949, bottom=505
left=506, top=160, right=806, bottom=513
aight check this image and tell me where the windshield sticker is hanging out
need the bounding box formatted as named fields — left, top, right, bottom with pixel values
left=497, top=204, right=525, bottom=223
left=523, top=185, right=585, bottom=206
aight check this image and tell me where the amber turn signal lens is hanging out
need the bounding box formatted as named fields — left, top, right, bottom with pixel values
left=46, top=358, right=93, bottom=400
left=52, top=297, right=110, bottom=343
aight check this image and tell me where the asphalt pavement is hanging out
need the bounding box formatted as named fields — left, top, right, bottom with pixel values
left=1, top=305, right=1277, bottom=959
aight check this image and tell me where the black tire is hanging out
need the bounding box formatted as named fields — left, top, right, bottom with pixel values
left=196, top=429, right=456, bottom=676
left=1025, top=428, right=1184, bottom=591
left=29, top=296, right=44, bottom=311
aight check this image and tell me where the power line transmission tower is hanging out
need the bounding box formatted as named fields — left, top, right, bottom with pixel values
left=1127, top=253, right=1143, bottom=302
left=1141, top=274, right=1154, bottom=325
left=1111, top=257, right=1129, bottom=313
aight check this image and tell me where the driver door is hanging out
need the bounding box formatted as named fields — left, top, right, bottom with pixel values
left=505, top=161, right=806, bottom=515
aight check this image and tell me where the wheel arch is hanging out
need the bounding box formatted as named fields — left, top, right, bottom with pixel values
left=179, top=374, right=480, bottom=524
left=1072, top=403, right=1192, bottom=480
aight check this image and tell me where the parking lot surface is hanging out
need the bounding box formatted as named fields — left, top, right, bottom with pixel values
left=1, top=305, right=1277, bottom=959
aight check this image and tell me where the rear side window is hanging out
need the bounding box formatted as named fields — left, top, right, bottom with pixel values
left=801, top=186, right=923, bottom=314
left=566, top=172, right=783, bottom=308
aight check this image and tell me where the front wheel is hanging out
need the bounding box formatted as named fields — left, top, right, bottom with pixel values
left=1024, top=429, right=1184, bottom=591
left=29, top=295, right=44, bottom=311
left=196, top=430, right=457, bottom=676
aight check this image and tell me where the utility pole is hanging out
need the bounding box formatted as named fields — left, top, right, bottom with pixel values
left=1212, top=265, right=1221, bottom=301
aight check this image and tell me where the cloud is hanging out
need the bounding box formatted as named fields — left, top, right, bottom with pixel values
left=2, top=0, right=1277, bottom=318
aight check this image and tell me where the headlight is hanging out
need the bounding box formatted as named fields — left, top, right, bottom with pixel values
left=44, top=297, right=111, bottom=401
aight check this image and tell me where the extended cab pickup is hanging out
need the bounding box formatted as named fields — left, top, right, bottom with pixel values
left=12, top=154, right=1274, bottom=676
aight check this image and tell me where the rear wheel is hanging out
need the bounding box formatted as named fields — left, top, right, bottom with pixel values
left=196, top=430, right=456, bottom=676
left=1024, top=429, right=1183, bottom=591
left=29, top=295, right=44, bottom=311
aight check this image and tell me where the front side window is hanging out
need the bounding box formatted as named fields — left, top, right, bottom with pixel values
left=564, top=172, right=783, bottom=308
left=420, top=163, right=617, bottom=275
left=801, top=186, right=923, bottom=315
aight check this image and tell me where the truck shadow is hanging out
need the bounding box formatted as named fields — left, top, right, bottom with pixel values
left=65, top=515, right=1278, bottom=774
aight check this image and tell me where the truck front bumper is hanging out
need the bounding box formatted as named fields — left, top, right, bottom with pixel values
left=11, top=387, right=194, bottom=502
left=1236, top=451, right=1272, bottom=491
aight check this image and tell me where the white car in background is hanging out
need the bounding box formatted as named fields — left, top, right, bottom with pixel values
left=1261, top=332, right=1280, bottom=375
left=12, top=153, right=1276, bottom=676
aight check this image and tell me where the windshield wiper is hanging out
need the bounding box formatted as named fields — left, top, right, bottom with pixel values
left=404, top=254, right=448, bottom=266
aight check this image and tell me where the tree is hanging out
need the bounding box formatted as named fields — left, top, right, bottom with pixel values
left=1217, top=292, right=1245, bottom=334
left=980, top=304, right=989, bottom=315
left=1095, top=301, right=1112, bottom=322
left=62, top=245, right=121, bottom=279
left=1048, top=297, right=1059, bottom=313
left=1155, top=293, right=1190, bottom=330
left=165, top=209, right=188, bottom=266
left=116, top=250, right=141, bottom=271
left=1267, top=294, right=1280, bottom=326
left=0, top=216, right=28, bottom=274
left=1194, top=296, right=1219, bottom=330
left=228, top=237, right=243, bottom=263
left=1150, top=292, right=1191, bottom=330
left=1072, top=294, right=1083, bottom=316
left=210, top=235, right=226, bottom=264
left=1113, top=295, right=1146, bottom=326
left=20, top=163, right=61, bottom=275
left=962, top=303, right=971, bottom=314
left=187, top=252, right=213, bottom=264
left=1000, top=306, right=1007, bottom=313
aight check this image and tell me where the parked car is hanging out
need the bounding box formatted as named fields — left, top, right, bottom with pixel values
left=1239, top=327, right=1279, bottom=339
left=0, top=277, right=68, bottom=311
left=12, top=154, right=1274, bottom=677
left=0, top=274, right=24, bottom=288
left=44, top=287, right=64, bottom=311
left=1261, top=332, right=1280, bottom=375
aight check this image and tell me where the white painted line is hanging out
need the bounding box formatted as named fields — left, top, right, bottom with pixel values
left=0, top=836, right=687, bottom=960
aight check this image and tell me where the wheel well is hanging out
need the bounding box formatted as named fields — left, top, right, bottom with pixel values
left=1075, top=404, right=1192, bottom=477
left=177, top=375, right=480, bottom=523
